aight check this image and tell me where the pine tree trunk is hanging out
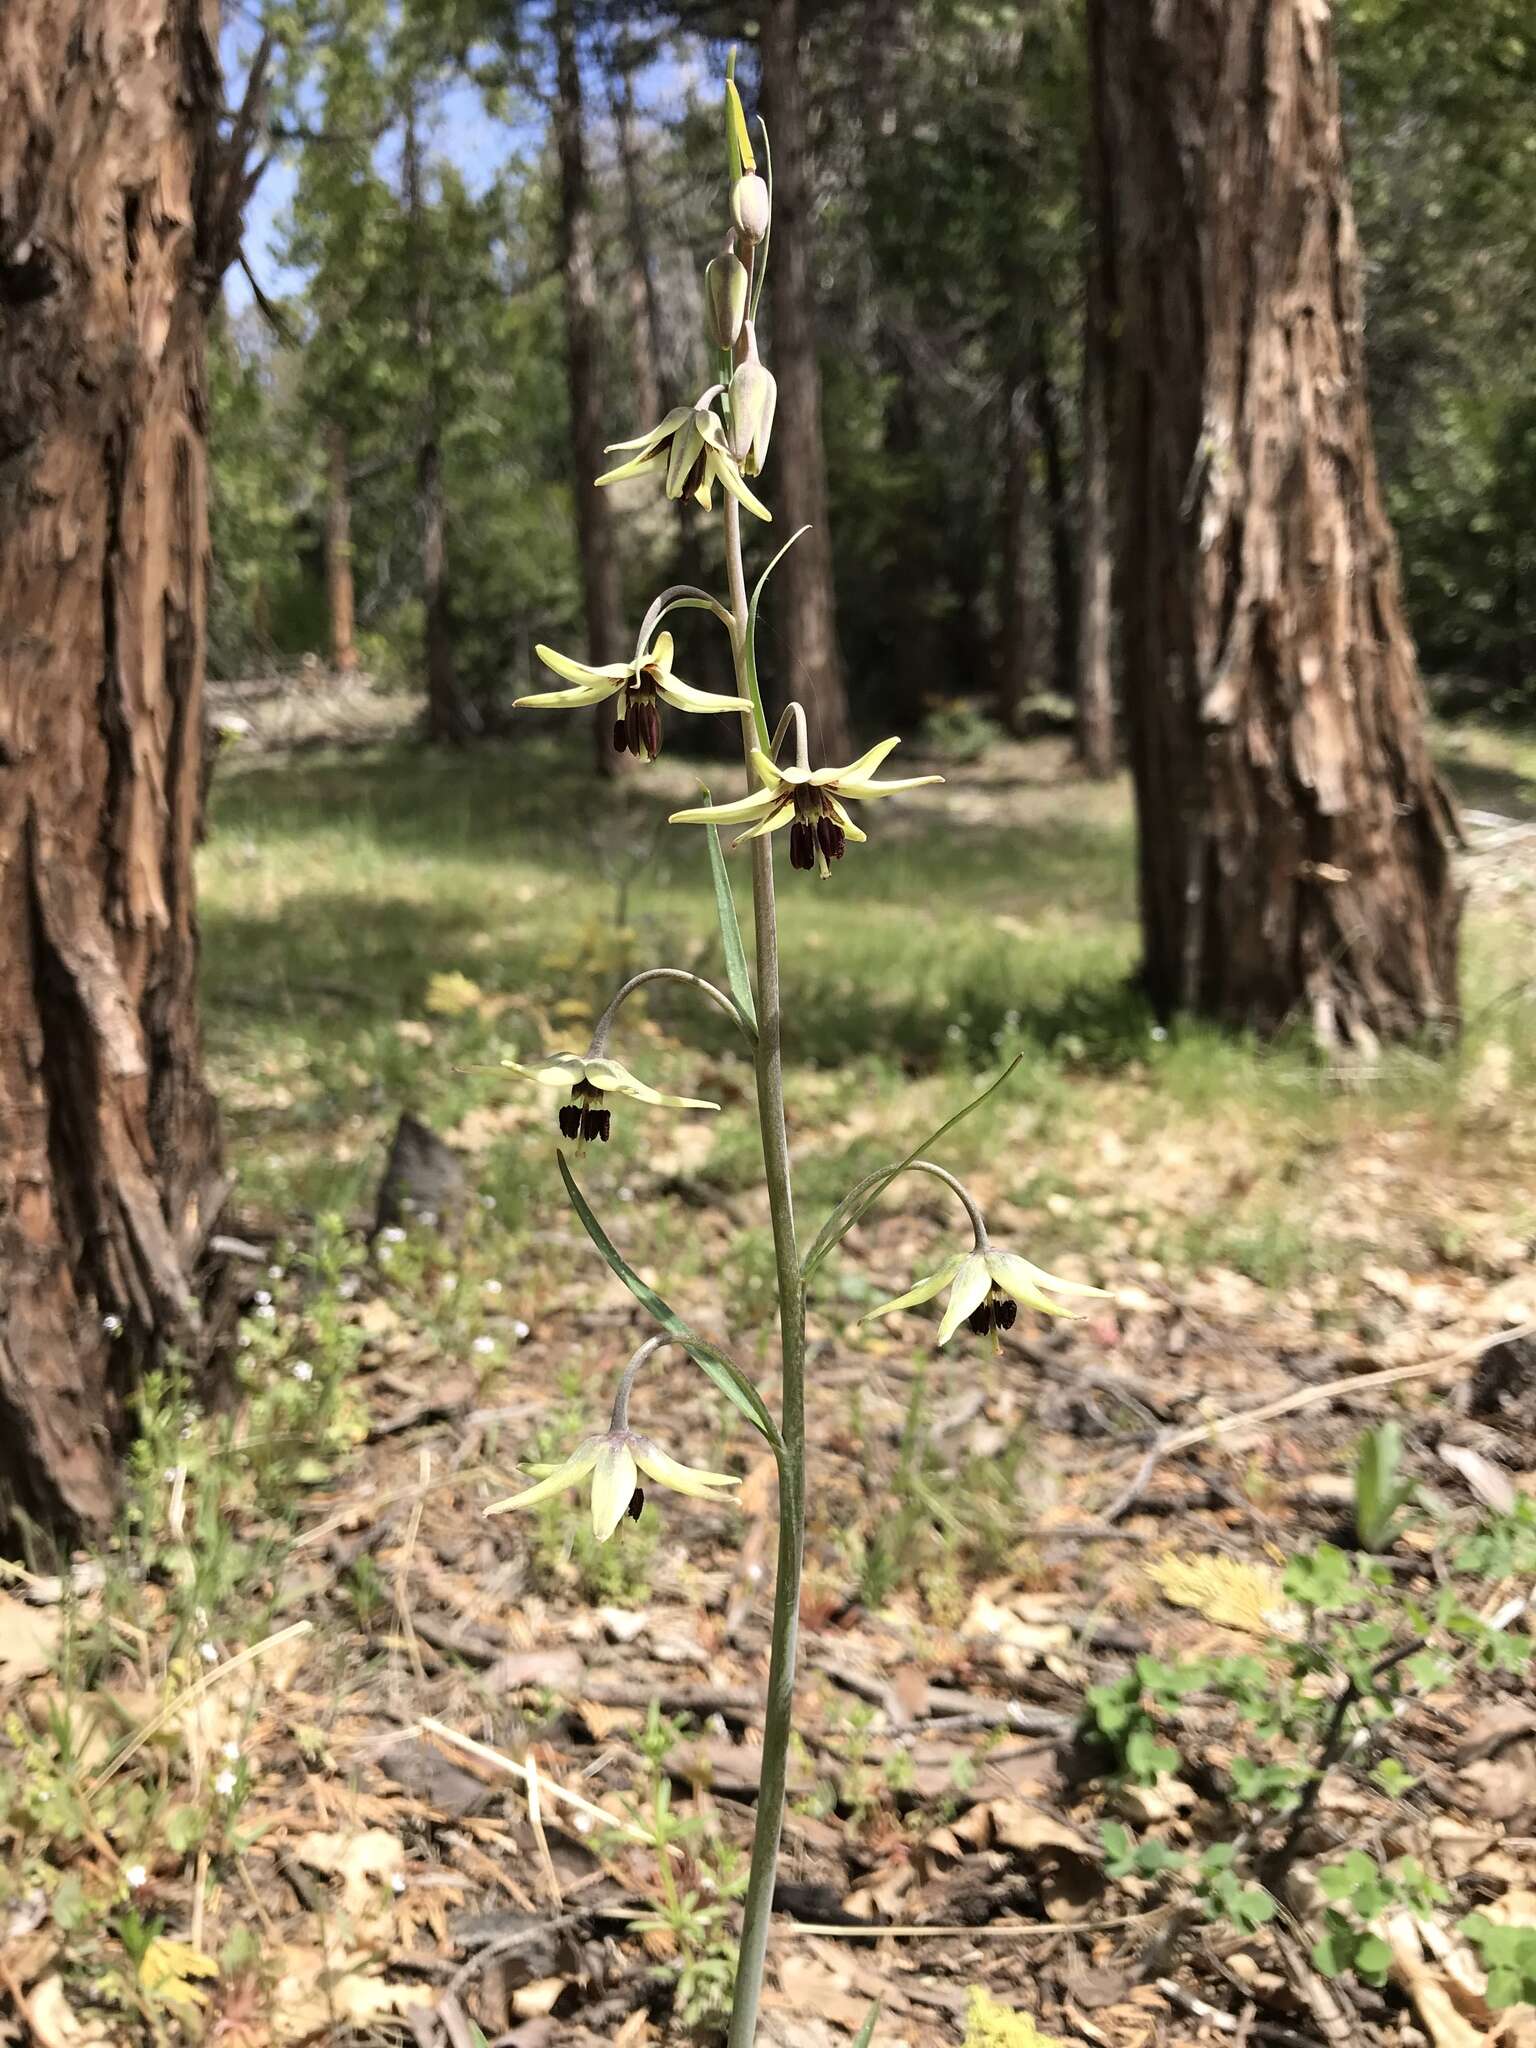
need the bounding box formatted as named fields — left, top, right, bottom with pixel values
left=554, top=0, right=625, bottom=778
left=758, top=0, right=855, bottom=762
left=1076, top=160, right=1115, bottom=779
left=1029, top=341, right=1078, bottom=701
left=997, top=365, right=1043, bottom=733
left=403, top=97, right=473, bottom=745
left=611, top=57, right=663, bottom=433
left=324, top=421, right=358, bottom=675
left=1089, top=0, right=1460, bottom=1048
left=0, top=0, right=233, bottom=1529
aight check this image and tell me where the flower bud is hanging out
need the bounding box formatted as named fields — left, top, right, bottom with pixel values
left=731, top=173, right=770, bottom=243
left=728, top=358, right=777, bottom=474
left=704, top=250, right=749, bottom=349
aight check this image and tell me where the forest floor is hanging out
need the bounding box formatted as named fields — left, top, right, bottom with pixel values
left=4, top=701, right=1536, bottom=2048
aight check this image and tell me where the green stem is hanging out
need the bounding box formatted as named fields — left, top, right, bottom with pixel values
left=721, top=492, right=805, bottom=2048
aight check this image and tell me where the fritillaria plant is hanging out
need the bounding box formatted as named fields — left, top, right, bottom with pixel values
left=486, top=61, right=1098, bottom=2047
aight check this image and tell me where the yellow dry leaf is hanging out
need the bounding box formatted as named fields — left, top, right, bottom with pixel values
left=424, top=971, right=485, bottom=1017
left=139, top=1936, right=219, bottom=2009
left=1145, top=1552, right=1295, bottom=1637
left=964, top=1987, right=1068, bottom=2048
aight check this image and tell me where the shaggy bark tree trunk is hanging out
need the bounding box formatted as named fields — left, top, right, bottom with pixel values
left=1089, top=0, right=1460, bottom=1048
left=611, top=55, right=663, bottom=434
left=758, top=0, right=855, bottom=762
left=0, top=0, right=249, bottom=1529
left=403, top=97, right=473, bottom=744
left=1076, top=155, right=1115, bottom=779
left=554, top=0, right=625, bottom=778
left=324, top=421, right=358, bottom=674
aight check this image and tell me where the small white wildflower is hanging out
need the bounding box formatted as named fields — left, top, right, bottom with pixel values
left=572, top=1813, right=592, bottom=1834
left=472, top=1336, right=495, bottom=1355
left=214, top=1769, right=237, bottom=1798
left=291, top=1360, right=314, bottom=1383
left=618, top=1185, right=635, bottom=1203
left=481, top=1194, right=497, bottom=1210
left=438, top=1273, right=457, bottom=1297
left=338, top=1274, right=360, bottom=1300
left=483, top=1278, right=503, bottom=1295
left=419, top=1209, right=438, bottom=1229
left=199, top=1642, right=218, bottom=1665
left=221, top=1741, right=241, bottom=1762
left=268, top=1264, right=285, bottom=1281
left=179, top=1424, right=193, bottom=1440
left=1150, top=1025, right=1168, bottom=1043
left=255, top=1302, right=276, bottom=1321
left=125, top=1863, right=148, bottom=1890
left=253, top=1288, right=272, bottom=1307
left=163, top=1467, right=179, bottom=1485
left=377, top=1245, right=393, bottom=1264
left=382, top=1226, right=407, bottom=1244
left=103, top=1313, right=124, bottom=1335
left=513, top=1319, right=531, bottom=1341
left=238, top=1329, right=252, bottom=1347
left=946, top=1024, right=963, bottom=1043
left=390, top=1872, right=407, bottom=1895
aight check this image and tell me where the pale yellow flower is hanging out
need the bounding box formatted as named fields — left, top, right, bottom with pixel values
left=863, top=1247, right=1105, bottom=1347
left=670, top=738, right=942, bottom=876
left=486, top=1429, right=739, bottom=1542
left=596, top=396, right=771, bottom=521
left=516, top=631, right=749, bottom=761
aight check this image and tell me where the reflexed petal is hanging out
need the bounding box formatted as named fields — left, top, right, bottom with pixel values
left=484, top=1441, right=599, bottom=1516
left=815, top=736, right=902, bottom=787
left=633, top=1438, right=741, bottom=1498
left=747, top=750, right=791, bottom=791
left=502, top=1053, right=590, bottom=1088
left=937, top=1253, right=993, bottom=1344
left=670, top=787, right=779, bottom=828
left=734, top=803, right=793, bottom=843
left=590, top=1439, right=639, bottom=1541
left=596, top=451, right=669, bottom=488
left=534, top=645, right=634, bottom=686
left=860, top=1251, right=968, bottom=1323
left=646, top=631, right=675, bottom=676
left=825, top=794, right=868, bottom=843
left=582, top=1057, right=719, bottom=1113
left=655, top=674, right=754, bottom=716
left=515, top=680, right=621, bottom=710
left=603, top=407, right=692, bottom=455
left=839, top=771, right=946, bottom=801
left=706, top=448, right=772, bottom=522
left=986, top=1250, right=1107, bottom=1315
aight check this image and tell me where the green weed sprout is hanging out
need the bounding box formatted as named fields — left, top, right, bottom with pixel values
left=485, top=56, right=1098, bottom=2047
left=1353, top=1420, right=1416, bottom=1552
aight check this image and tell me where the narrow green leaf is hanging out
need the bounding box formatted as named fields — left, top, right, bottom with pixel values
left=851, top=2002, right=880, bottom=2048
left=743, top=525, right=809, bottom=751
left=558, top=1153, right=782, bottom=1452
left=697, top=786, right=757, bottom=1034
left=801, top=1054, right=1024, bottom=1279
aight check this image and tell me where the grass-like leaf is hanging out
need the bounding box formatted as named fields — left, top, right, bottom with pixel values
left=697, top=785, right=757, bottom=1034
left=559, top=1152, right=781, bottom=1452
left=801, top=1054, right=1024, bottom=1279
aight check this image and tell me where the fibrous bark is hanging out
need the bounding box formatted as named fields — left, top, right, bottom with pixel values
left=1076, top=150, right=1115, bottom=778
left=1089, top=0, right=1460, bottom=1047
left=0, top=0, right=245, bottom=1528
left=553, top=0, right=625, bottom=777
left=757, top=0, right=855, bottom=762
left=324, top=421, right=358, bottom=674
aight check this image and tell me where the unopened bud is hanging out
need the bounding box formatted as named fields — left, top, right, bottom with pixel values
left=731, top=173, right=770, bottom=244
left=728, top=357, right=777, bottom=475
left=704, top=251, right=749, bottom=349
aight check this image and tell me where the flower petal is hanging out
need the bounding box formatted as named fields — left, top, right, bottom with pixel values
left=859, top=1251, right=968, bottom=1323
left=747, top=750, right=790, bottom=791
left=646, top=631, right=675, bottom=676
left=670, top=787, right=779, bottom=828
left=502, top=1053, right=589, bottom=1088
left=632, top=1438, right=741, bottom=1498
left=515, top=681, right=621, bottom=710
left=816, top=736, right=901, bottom=786
left=707, top=448, right=773, bottom=522
left=603, top=407, right=692, bottom=455
left=937, top=1252, right=993, bottom=1344
left=596, top=451, right=668, bottom=488
left=484, top=1441, right=599, bottom=1516
left=733, top=803, right=793, bottom=844
left=534, top=645, right=634, bottom=687
left=986, top=1250, right=1107, bottom=1316
left=590, top=1439, right=639, bottom=1542
left=825, top=794, right=868, bottom=843
left=655, top=674, right=754, bottom=716
left=582, top=1056, right=719, bottom=1112
left=839, top=772, right=946, bottom=802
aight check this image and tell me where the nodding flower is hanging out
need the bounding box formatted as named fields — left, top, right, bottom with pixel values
left=596, top=390, right=772, bottom=522
left=864, top=1245, right=1105, bottom=1352
left=485, top=1338, right=741, bottom=1542
left=515, top=630, right=749, bottom=762
left=669, top=735, right=942, bottom=878
left=501, top=1052, right=718, bottom=1147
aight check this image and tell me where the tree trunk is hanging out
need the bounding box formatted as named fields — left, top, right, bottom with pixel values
left=1076, top=156, right=1115, bottom=779
left=610, top=53, right=663, bottom=434
left=1089, top=0, right=1460, bottom=1048
left=554, top=0, right=625, bottom=777
left=0, top=0, right=235, bottom=1530
left=997, top=364, right=1043, bottom=733
left=757, top=0, right=855, bottom=762
left=324, top=420, right=358, bottom=674
left=403, top=97, right=474, bottom=744
left=1029, top=339, right=1078, bottom=701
